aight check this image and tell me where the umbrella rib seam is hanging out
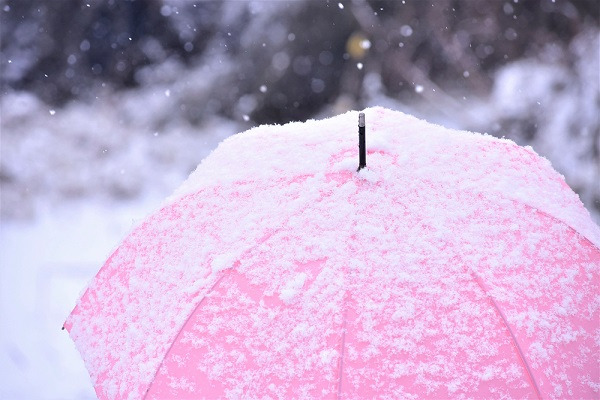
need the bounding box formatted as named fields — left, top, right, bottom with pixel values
left=141, top=271, right=230, bottom=399
left=471, top=138, right=600, bottom=250
left=469, top=271, right=543, bottom=400
left=487, top=192, right=600, bottom=252
left=336, top=295, right=349, bottom=399
left=526, top=206, right=599, bottom=251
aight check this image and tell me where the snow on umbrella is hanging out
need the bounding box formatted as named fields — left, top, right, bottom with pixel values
left=65, top=107, right=599, bottom=399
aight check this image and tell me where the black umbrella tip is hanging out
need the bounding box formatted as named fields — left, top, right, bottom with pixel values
left=357, top=112, right=366, bottom=171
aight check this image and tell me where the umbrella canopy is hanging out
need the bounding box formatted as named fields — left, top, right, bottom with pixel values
left=65, top=107, right=600, bottom=400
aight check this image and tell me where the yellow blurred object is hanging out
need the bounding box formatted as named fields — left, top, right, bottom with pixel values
left=346, top=32, right=370, bottom=60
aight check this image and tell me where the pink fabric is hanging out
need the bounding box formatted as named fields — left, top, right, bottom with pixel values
left=65, top=107, right=600, bottom=399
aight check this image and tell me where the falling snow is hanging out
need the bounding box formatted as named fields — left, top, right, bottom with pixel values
left=2, top=2, right=598, bottom=398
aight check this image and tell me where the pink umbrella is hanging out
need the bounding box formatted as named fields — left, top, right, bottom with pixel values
left=65, top=107, right=599, bottom=399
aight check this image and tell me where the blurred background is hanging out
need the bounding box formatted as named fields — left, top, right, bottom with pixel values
left=0, top=0, right=598, bottom=398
